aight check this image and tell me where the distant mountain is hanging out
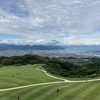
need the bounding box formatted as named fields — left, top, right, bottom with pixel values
left=0, top=43, right=100, bottom=51
left=45, top=40, right=61, bottom=45
left=0, top=43, right=64, bottom=50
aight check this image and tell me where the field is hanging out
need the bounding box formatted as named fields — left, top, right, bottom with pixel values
left=0, top=64, right=59, bottom=89
left=0, top=64, right=100, bottom=100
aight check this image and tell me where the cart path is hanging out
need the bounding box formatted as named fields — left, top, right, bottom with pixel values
left=0, top=67, right=100, bottom=92
left=37, top=67, right=100, bottom=82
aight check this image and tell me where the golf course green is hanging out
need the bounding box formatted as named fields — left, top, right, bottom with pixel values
left=0, top=64, right=100, bottom=100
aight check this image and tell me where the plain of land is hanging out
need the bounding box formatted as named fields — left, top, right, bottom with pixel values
left=0, top=64, right=100, bottom=100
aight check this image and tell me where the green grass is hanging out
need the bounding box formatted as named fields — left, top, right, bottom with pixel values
left=0, top=82, right=100, bottom=100
left=0, top=64, right=59, bottom=89
left=0, top=64, right=100, bottom=100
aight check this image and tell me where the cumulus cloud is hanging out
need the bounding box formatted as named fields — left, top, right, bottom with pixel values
left=0, top=0, right=100, bottom=44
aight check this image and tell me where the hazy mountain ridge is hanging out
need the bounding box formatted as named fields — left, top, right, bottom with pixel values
left=0, top=43, right=64, bottom=50
left=0, top=43, right=100, bottom=51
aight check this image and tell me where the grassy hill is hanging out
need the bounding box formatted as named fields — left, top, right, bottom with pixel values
left=0, top=64, right=59, bottom=89
left=0, top=64, right=100, bottom=100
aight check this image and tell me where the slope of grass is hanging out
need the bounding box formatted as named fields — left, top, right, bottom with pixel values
left=0, top=64, right=59, bottom=89
left=0, top=81, right=100, bottom=100
left=0, top=64, right=100, bottom=100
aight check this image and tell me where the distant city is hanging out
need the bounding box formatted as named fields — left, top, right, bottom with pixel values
left=0, top=49, right=100, bottom=58
left=0, top=44, right=100, bottom=58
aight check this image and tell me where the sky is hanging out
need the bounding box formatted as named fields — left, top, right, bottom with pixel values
left=0, top=0, right=100, bottom=45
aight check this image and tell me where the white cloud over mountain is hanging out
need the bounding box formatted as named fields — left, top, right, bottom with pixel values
left=0, top=0, right=100, bottom=45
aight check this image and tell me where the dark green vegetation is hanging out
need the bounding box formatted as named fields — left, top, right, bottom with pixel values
left=0, top=54, right=100, bottom=78
left=0, top=54, right=48, bottom=66
left=43, top=57, right=100, bottom=78
left=59, top=57, right=92, bottom=66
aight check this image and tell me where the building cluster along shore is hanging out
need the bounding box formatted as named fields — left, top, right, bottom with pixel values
left=0, top=49, right=100, bottom=58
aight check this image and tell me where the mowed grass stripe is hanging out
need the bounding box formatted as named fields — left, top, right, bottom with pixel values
left=0, top=70, right=39, bottom=80
left=0, top=72, right=34, bottom=80
left=53, top=83, right=86, bottom=100
left=0, top=77, right=31, bottom=88
left=0, top=76, right=30, bottom=84
left=44, top=83, right=79, bottom=100
left=63, top=82, right=91, bottom=100
left=34, top=83, right=73, bottom=100
left=0, top=87, right=34, bottom=100
left=82, top=84, right=100, bottom=100
left=0, top=92, right=8, bottom=99
left=73, top=83, right=100, bottom=100
left=95, top=90, right=100, bottom=100
left=21, top=85, right=50, bottom=100
left=26, top=83, right=66, bottom=100
left=13, top=86, right=39, bottom=100
left=0, top=78, right=20, bottom=88
left=25, top=83, right=67, bottom=100
left=9, top=87, right=35, bottom=99
left=0, top=85, right=46, bottom=100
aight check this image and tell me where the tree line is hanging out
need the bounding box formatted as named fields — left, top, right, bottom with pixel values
left=0, top=54, right=100, bottom=78
left=0, top=54, right=48, bottom=66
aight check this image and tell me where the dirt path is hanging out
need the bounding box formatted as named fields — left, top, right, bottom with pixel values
left=0, top=81, right=63, bottom=92
left=36, top=67, right=71, bottom=82
left=37, top=67, right=100, bottom=83
left=0, top=67, right=100, bottom=92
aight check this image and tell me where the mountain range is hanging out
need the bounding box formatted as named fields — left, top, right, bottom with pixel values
left=0, top=43, right=64, bottom=50
left=0, top=39, right=100, bottom=51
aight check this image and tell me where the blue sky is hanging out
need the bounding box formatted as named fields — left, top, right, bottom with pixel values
left=0, top=0, right=100, bottom=45
left=0, top=33, right=22, bottom=39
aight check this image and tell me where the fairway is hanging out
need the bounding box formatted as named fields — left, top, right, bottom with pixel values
left=0, top=64, right=100, bottom=100
left=0, top=64, right=60, bottom=89
left=0, top=81, right=100, bottom=100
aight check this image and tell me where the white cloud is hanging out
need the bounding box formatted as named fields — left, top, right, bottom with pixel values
left=0, top=0, right=100, bottom=44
